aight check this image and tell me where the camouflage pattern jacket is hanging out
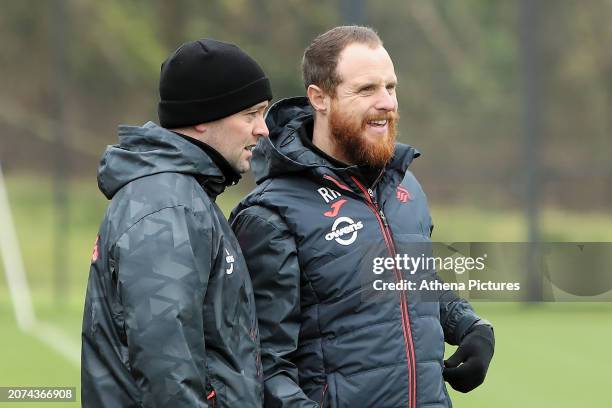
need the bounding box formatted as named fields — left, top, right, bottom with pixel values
left=81, top=122, right=262, bottom=407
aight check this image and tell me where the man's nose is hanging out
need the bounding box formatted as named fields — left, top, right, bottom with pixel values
left=375, top=90, right=397, bottom=112
left=254, top=115, right=269, bottom=138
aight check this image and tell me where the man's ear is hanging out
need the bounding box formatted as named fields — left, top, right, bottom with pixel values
left=307, top=84, right=330, bottom=114
left=193, top=123, right=207, bottom=134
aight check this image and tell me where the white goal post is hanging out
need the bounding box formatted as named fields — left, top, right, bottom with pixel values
left=0, top=161, right=79, bottom=366
left=0, top=161, right=36, bottom=331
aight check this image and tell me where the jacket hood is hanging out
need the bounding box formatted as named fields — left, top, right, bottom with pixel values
left=98, top=121, right=226, bottom=199
left=252, top=96, right=420, bottom=184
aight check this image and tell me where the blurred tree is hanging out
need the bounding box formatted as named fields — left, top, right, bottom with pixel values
left=0, top=0, right=610, bottom=210
left=157, top=0, right=187, bottom=51
left=48, top=0, right=70, bottom=303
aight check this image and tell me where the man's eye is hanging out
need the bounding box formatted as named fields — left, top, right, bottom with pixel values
left=360, top=86, right=375, bottom=92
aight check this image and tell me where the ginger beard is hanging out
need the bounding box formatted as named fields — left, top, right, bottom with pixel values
left=328, top=99, right=398, bottom=168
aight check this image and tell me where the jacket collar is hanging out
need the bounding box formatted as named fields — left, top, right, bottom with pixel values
left=252, top=97, right=421, bottom=188
left=98, top=122, right=236, bottom=200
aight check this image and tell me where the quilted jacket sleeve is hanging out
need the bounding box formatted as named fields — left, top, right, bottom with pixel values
left=232, top=205, right=319, bottom=408
left=428, top=222, right=483, bottom=345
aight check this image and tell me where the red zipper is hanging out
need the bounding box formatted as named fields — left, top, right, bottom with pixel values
left=320, top=383, right=328, bottom=408
left=207, top=390, right=216, bottom=408
left=351, top=176, right=416, bottom=408
left=323, top=174, right=352, bottom=192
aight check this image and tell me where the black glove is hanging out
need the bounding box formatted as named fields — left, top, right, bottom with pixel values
left=443, top=323, right=495, bottom=393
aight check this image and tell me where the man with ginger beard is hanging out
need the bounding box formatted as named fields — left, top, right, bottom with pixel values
left=231, top=26, right=494, bottom=408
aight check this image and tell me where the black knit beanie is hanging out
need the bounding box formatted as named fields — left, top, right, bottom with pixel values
left=158, top=39, right=272, bottom=128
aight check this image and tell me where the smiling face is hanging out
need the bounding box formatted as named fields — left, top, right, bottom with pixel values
left=325, top=43, right=399, bottom=167
left=203, top=101, right=269, bottom=173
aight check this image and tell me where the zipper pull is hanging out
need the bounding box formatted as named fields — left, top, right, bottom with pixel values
left=378, top=209, right=389, bottom=226
left=367, top=188, right=378, bottom=205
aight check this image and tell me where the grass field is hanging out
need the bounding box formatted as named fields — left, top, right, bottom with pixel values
left=1, top=175, right=611, bottom=407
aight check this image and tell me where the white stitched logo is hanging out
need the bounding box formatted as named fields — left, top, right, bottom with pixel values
left=325, top=216, right=364, bottom=246
left=225, top=248, right=235, bottom=275
left=317, top=187, right=341, bottom=203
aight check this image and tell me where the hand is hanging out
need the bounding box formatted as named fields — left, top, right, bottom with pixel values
left=443, top=324, right=495, bottom=393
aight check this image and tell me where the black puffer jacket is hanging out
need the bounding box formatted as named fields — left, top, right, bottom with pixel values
left=230, top=98, right=482, bottom=408
left=81, top=122, right=262, bottom=407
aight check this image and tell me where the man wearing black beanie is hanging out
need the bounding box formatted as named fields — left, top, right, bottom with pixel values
left=81, top=39, right=272, bottom=408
